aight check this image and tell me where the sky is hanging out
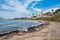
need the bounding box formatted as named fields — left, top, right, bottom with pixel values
left=0, top=0, right=60, bottom=19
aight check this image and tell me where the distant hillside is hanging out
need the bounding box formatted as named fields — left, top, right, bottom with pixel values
left=13, top=17, right=27, bottom=20
left=0, top=18, right=4, bottom=19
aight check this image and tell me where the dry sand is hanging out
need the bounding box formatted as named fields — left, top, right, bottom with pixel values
left=0, top=21, right=60, bottom=40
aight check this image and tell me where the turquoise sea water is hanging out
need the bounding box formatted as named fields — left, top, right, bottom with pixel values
left=0, top=19, right=41, bottom=34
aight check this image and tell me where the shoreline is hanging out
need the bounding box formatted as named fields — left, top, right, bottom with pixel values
left=0, top=21, right=48, bottom=38
left=0, top=20, right=60, bottom=40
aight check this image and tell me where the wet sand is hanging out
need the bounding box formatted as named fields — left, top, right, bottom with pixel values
left=0, top=21, right=60, bottom=40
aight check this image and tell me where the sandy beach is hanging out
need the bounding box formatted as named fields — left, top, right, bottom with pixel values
left=0, top=21, right=60, bottom=40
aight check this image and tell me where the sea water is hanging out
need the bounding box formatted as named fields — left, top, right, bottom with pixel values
left=0, top=19, right=41, bottom=34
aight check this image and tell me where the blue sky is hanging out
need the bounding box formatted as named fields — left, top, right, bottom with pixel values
left=0, top=0, right=60, bottom=19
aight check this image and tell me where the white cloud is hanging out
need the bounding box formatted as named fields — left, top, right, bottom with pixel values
left=24, top=0, right=42, bottom=7
left=28, top=0, right=42, bottom=12
left=0, top=0, right=42, bottom=19
left=1, top=5, right=14, bottom=10
left=33, top=8, right=42, bottom=12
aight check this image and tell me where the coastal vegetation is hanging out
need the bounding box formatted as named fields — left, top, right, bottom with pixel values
left=28, top=8, right=60, bottom=22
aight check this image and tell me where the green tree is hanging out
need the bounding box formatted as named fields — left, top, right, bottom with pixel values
left=55, top=8, right=60, bottom=15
